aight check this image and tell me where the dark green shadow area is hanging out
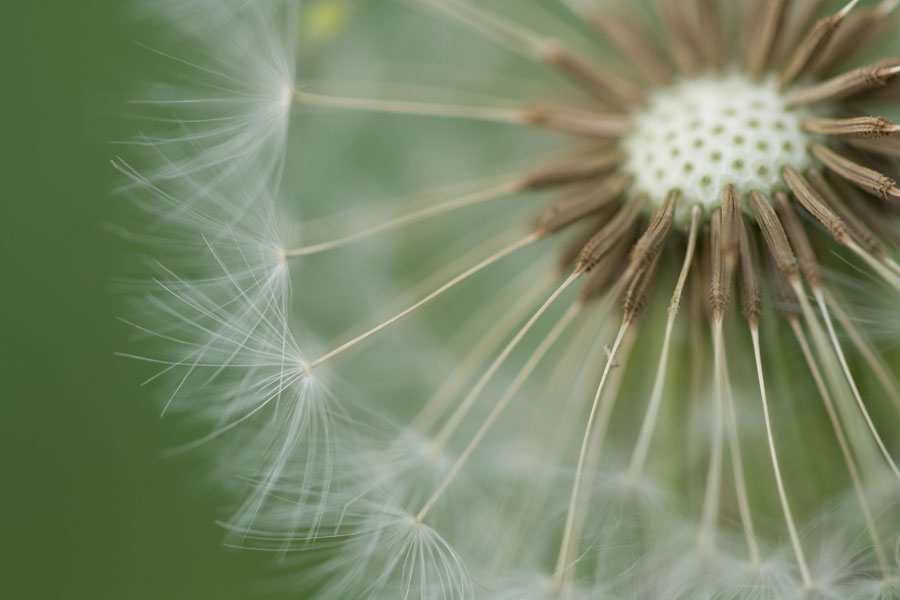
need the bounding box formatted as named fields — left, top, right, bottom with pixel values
left=1, top=2, right=272, bottom=598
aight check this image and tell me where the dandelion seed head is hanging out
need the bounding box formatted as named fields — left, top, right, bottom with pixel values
left=126, top=0, right=900, bottom=596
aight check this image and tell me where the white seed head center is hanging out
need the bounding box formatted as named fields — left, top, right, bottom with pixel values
left=622, top=73, right=816, bottom=223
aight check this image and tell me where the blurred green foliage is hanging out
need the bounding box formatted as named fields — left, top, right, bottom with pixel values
left=1, top=2, right=274, bottom=598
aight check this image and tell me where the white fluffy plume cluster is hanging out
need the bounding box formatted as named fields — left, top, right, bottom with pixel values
left=120, top=1, right=900, bottom=598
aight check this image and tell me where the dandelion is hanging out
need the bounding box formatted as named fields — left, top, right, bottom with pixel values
left=123, top=0, right=900, bottom=597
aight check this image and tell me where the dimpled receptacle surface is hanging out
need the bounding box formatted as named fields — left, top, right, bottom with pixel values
left=623, top=73, right=816, bottom=223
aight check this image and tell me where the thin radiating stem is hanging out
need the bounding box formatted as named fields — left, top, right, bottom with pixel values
left=750, top=326, right=814, bottom=590
left=414, top=299, right=581, bottom=523
left=845, top=239, right=900, bottom=296
left=411, top=0, right=642, bottom=106
left=721, top=348, right=762, bottom=565
left=492, top=300, right=615, bottom=574
left=789, top=318, right=889, bottom=577
left=411, top=0, right=553, bottom=57
left=553, top=319, right=630, bottom=583
left=793, top=284, right=884, bottom=472
left=294, top=89, right=633, bottom=136
left=430, top=271, right=582, bottom=451
left=284, top=181, right=521, bottom=258
left=628, top=205, right=701, bottom=479
left=294, top=90, right=527, bottom=124
left=561, top=328, right=637, bottom=590
left=347, top=226, right=519, bottom=343
left=825, top=290, right=900, bottom=417
left=409, top=273, right=557, bottom=434
left=813, top=288, right=900, bottom=482
left=305, top=233, right=539, bottom=369
left=686, top=270, right=708, bottom=504
left=697, top=318, right=727, bottom=559
left=289, top=173, right=520, bottom=239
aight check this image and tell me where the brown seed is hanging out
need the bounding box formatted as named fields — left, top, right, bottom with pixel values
left=774, top=190, right=824, bottom=289
left=854, top=76, right=900, bottom=102
left=748, top=190, right=800, bottom=282
left=781, top=165, right=854, bottom=247
left=578, top=194, right=646, bottom=271
left=720, top=184, right=741, bottom=276
left=805, top=168, right=885, bottom=258
left=522, top=106, right=634, bottom=138
left=695, top=0, right=725, bottom=70
left=811, top=144, right=900, bottom=201
left=784, top=0, right=830, bottom=54
left=764, top=246, right=800, bottom=314
left=539, top=41, right=644, bottom=108
left=535, top=173, right=632, bottom=235
left=557, top=216, right=614, bottom=272
left=521, top=149, right=624, bottom=190
left=803, top=116, right=897, bottom=138
left=623, top=252, right=662, bottom=323
left=708, top=209, right=732, bottom=319
left=779, top=1, right=857, bottom=89
left=578, top=235, right=633, bottom=303
left=811, top=6, right=892, bottom=75
left=747, top=0, right=790, bottom=76
left=788, top=58, right=900, bottom=106
left=829, top=176, right=900, bottom=246
left=655, top=0, right=702, bottom=75
left=699, top=224, right=714, bottom=319
left=846, top=136, right=900, bottom=159
left=739, top=0, right=767, bottom=68
left=627, top=190, right=678, bottom=277
left=738, top=216, right=763, bottom=326
left=589, top=11, right=673, bottom=86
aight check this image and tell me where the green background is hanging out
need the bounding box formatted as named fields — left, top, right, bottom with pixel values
left=3, top=1, right=899, bottom=598
left=1, top=2, right=271, bottom=598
